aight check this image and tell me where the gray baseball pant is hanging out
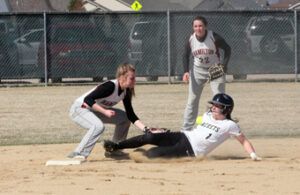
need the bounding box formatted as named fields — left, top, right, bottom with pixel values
left=69, top=102, right=131, bottom=157
left=182, top=67, right=225, bottom=131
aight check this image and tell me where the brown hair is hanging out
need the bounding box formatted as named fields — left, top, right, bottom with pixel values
left=116, top=63, right=136, bottom=97
left=193, top=16, right=208, bottom=26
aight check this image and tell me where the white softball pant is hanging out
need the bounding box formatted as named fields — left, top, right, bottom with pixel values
left=69, top=101, right=131, bottom=157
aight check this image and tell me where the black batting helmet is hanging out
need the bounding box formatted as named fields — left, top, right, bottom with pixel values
left=208, top=93, right=234, bottom=117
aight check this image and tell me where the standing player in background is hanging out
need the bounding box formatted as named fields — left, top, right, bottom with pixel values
left=68, top=63, right=155, bottom=160
left=182, top=16, right=231, bottom=131
left=104, top=93, right=262, bottom=161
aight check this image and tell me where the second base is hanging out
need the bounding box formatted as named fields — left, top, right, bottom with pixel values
left=45, top=159, right=83, bottom=166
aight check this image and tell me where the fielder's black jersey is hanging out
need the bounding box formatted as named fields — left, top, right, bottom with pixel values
left=82, top=80, right=139, bottom=124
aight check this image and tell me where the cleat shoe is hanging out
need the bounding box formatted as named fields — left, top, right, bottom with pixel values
left=103, top=140, right=118, bottom=152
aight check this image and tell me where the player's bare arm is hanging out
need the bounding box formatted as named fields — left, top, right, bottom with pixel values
left=235, top=133, right=262, bottom=161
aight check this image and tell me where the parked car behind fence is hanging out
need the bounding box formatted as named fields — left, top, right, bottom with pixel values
left=245, top=16, right=294, bottom=57
left=0, top=19, right=19, bottom=81
left=14, top=28, right=43, bottom=67
left=128, top=20, right=168, bottom=81
left=38, top=22, right=117, bottom=82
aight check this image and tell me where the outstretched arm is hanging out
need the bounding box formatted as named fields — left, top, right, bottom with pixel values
left=235, top=133, right=262, bottom=161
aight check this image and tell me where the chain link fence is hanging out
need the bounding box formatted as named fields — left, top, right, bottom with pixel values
left=0, top=10, right=299, bottom=85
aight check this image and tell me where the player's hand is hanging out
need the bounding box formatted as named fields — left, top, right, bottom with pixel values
left=250, top=152, right=262, bottom=161
left=143, top=127, right=170, bottom=134
left=104, top=110, right=116, bottom=118
left=182, top=72, right=189, bottom=83
left=150, top=128, right=170, bottom=134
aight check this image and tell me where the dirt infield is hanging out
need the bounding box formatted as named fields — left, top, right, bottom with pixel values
left=0, top=138, right=300, bottom=194
left=0, top=82, right=300, bottom=194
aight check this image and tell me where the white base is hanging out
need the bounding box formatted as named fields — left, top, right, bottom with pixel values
left=45, top=159, right=83, bottom=166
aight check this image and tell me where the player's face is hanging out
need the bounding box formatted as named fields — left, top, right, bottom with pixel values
left=123, top=71, right=136, bottom=88
left=211, top=104, right=225, bottom=119
left=193, top=20, right=206, bottom=38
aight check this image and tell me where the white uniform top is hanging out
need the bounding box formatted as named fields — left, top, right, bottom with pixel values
left=189, top=30, right=220, bottom=68
left=183, top=112, right=241, bottom=156
left=75, top=79, right=126, bottom=108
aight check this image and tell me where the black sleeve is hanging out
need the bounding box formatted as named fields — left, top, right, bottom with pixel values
left=83, top=81, right=115, bottom=107
left=213, top=32, right=231, bottom=71
left=122, top=90, right=139, bottom=124
left=182, top=38, right=191, bottom=73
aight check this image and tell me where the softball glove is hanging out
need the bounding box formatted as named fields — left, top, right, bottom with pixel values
left=208, top=63, right=225, bottom=81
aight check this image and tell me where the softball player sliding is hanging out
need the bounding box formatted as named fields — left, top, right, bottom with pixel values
left=68, top=63, right=151, bottom=160
left=104, top=93, right=262, bottom=161
left=182, top=16, right=231, bottom=131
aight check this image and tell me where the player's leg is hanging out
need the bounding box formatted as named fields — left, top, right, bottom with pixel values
left=69, top=104, right=105, bottom=158
left=210, top=76, right=225, bottom=95
left=104, top=132, right=182, bottom=152
left=182, top=69, right=206, bottom=131
left=99, top=108, right=131, bottom=142
left=104, top=134, right=146, bottom=152
left=146, top=134, right=194, bottom=158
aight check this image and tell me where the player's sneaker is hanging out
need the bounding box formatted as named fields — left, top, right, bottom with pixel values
left=67, top=152, right=87, bottom=161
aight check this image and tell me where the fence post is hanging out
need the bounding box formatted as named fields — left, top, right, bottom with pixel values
left=294, top=10, right=298, bottom=82
left=43, top=11, right=48, bottom=86
left=167, top=9, right=171, bottom=84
